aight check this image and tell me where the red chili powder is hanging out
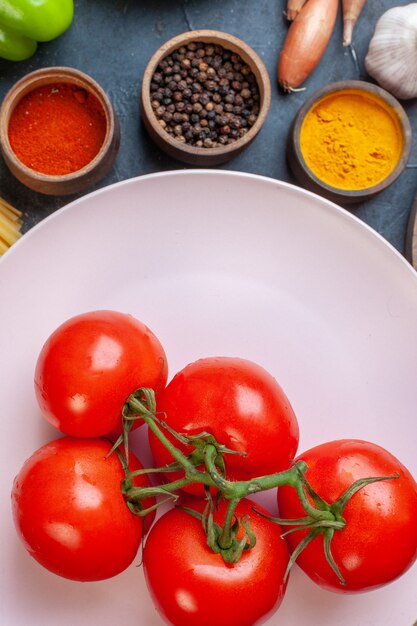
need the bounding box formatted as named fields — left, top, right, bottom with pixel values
left=8, top=83, right=107, bottom=176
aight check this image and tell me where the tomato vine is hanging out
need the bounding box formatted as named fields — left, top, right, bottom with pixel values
left=115, top=386, right=398, bottom=582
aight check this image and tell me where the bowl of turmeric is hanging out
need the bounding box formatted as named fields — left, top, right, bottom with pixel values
left=287, top=80, right=412, bottom=204
left=0, top=67, right=120, bottom=195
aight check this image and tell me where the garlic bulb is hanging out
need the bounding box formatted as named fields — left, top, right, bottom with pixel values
left=365, top=4, right=417, bottom=100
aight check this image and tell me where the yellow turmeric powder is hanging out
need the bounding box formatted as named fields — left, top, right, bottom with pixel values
left=300, top=89, right=404, bottom=190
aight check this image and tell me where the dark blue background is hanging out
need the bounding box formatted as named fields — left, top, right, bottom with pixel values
left=0, top=0, right=416, bottom=256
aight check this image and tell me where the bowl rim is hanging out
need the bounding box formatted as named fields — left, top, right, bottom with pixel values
left=290, top=79, right=412, bottom=200
left=141, top=29, right=272, bottom=159
left=0, top=66, right=117, bottom=182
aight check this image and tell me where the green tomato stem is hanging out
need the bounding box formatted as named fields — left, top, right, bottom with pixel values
left=118, top=387, right=402, bottom=580
left=126, top=471, right=215, bottom=503
left=218, top=497, right=240, bottom=549
left=125, top=393, right=334, bottom=528
left=128, top=396, right=195, bottom=473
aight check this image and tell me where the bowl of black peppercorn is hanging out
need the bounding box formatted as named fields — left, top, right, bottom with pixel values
left=141, top=30, right=271, bottom=166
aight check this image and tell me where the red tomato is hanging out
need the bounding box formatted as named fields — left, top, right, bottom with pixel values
left=143, top=496, right=289, bottom=626
left=277, top=439, right=417, bottom=592
left=34, top=310, right=167, bottom=437
left=149, top=357, right=299, bottom=495
left=11, top=437, right=155, bottom=581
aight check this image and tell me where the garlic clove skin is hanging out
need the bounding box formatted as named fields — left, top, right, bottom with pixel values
left=365, top=3, right=417, bottom=100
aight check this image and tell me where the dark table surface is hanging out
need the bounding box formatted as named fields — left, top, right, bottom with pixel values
left=0, top=0, right=416, bottom=257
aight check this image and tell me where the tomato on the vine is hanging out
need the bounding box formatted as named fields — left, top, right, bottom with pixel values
left=11, top=437, right=155, bottom=581
left=143, top=496, right=289, bottom=626
left=34, top=310, right=167, bottom=437
left=277, top=439, right=417, bottom=592
left=149, top=356, right=299, bottom=495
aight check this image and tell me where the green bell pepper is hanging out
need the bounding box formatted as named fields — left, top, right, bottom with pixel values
left=0, top=0, right=74, bottom=61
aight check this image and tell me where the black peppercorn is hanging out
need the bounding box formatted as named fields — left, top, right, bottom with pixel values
left=173, top=112, right=183, bottom=123
left=205, top=80, right=217, bottom=92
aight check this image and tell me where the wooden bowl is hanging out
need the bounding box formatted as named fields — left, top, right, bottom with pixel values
left=141, top=30, right=271, bottom=166
left=405, top=191, right=417, bottom=271
left=287, top=80, right=412, bottom=205
left=0, top=67, right=120, bottom=195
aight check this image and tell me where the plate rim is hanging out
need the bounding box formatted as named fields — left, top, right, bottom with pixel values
left=2, top=169, right=416, bottom=283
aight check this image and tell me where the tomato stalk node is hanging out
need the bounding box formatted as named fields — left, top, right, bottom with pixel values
left=180, top=494, right=257, bottom=564
left=254, top=469, right=400, bottom=584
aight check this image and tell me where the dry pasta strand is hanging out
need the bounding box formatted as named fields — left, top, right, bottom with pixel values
left=0, top=197, right=23, bottom=255
left=0, top=197, right=22, bottom=219
left=0, top=238, right=9, bottom=255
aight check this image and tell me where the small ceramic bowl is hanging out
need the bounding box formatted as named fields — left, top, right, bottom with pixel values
left=141, top=30, right=271, bottom=166
left=287, top=80, right=412, bottom=204
left=0, top=67, right=120, bottom=195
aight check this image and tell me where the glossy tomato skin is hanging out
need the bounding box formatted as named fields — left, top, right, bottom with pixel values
left=11, top=437, right=155, bottom=581
left=143, top=496, right=289, bottom=626
left=149, top=357, right=299, bottom=495
left=34, top=310, right=167, bottom=437
left=277, top=439, right=417, bottom=593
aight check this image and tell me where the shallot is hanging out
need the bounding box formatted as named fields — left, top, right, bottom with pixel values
left=286, top=0, right=308, bottom=21
left=278, top=0, right=339, bottom=92
left=342, top=0, right=366, bottom=46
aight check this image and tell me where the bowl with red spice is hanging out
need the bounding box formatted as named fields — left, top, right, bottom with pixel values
left=0, top=67, right=120, bottom=195
left=141, top=30, right=271, bottom=165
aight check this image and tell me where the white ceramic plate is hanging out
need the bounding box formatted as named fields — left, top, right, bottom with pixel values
left=1, top=171, right=416, bottom=626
